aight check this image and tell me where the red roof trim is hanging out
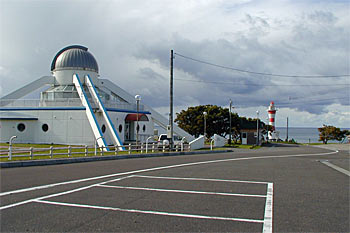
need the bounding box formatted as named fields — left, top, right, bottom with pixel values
left=125, top=113, right=149, bottom=121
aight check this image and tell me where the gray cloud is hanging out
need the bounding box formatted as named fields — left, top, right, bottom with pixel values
left=0, top=0, right=349, bottom=127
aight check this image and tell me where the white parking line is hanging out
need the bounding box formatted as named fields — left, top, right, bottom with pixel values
left=132, top=175, right=270, bottom=184
left=1, top=173, right=273, bottom=231
left=97, top=184, right=267, bottom=198
left=0, top=176, right=131, bottom=211
left=320, top=160, right=350, bottom=176
left=263, top=183, right=274, bottom=233
left=34, top=199, right=265, bottom=224
left=0, top=149, right=338, bottom=197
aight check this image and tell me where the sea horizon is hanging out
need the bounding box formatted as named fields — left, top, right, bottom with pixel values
left=275, top=127, right=349, bottom=143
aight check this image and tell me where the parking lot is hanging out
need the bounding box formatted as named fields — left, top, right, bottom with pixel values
left=1, top=144, right=349, bottom=232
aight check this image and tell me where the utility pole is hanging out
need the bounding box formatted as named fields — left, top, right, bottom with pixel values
left=256, top=111, right=259, bottom=146
left=169, top=50, right=174, bottom=149
left=135, top=95, right=141, bottom=147
left=286, top=117, right=289, bottom=142
left=229, top=99, right=232, bottom=145
left=203, top=111, right=207, bottom=139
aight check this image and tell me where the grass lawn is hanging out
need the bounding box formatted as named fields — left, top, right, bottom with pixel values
left=0, top=143, right=191, bottom=162
left=224, top=144, right=261, bottom=149
left=0, top=142, right=261, bottom=162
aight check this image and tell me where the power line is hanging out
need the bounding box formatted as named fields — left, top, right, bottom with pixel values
left=277, top=96, right=349, bottom=106
left=174, top=52, right=350, bottom=79
left=174, top=78, right=350, bottom=87
left=231, top=97, right=349, bottom=109
left=287, top=87, right=350, bottom=100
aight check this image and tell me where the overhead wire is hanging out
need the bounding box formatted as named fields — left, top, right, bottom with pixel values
left=174, top=78, right=350, bottom=87
left=174, top=52, right=350, bottom=78
left=276, top=96, right=350, bottom=106
left=172, top=51, right=350, bottom=108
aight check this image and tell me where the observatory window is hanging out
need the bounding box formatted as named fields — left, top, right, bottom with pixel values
left=42, top=124, right=49, bottom=132
left=101, top=124, right=106, bottom=133
left=17, top=123, right=26, bottom=132
left=119, top=124, right=122, bottom=133
left=143, top=125, right=146, bottom=132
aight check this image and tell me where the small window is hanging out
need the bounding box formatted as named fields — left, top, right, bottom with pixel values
left=42, top=123, right=49, bottom=132
left=136, top=124, right=140, bottom=132
left=242, top=133, right=247, bottom=138
left=17, top=123, right=26, bottom=132
left=102, top=124, right=106, bottom=133
left=143, top=125, right=146, bottom=132
left=119, top=124, right=122, bottom=133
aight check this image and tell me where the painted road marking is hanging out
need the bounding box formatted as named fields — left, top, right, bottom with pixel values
left=0, top=149, right=338, bottom=197
left=97, top=175, right=273, bottom=229
left=320, top=160, right=350, bottom=176
left=97, top=184, right=267, bottom=198
left=263, top=183, right=274, bottom=233
left=0, top=176, right=131, bottom=211
left=1, top=173, right=273, bottom=232
left=33, top=199, right=265, bottom=223
left=132, top=174, right=270, bottom=184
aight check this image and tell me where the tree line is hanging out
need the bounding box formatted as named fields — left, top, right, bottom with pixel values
left=318, top=125, right=350, bottom=144
left=174, top=105, right=349, bottom=144
left=175, top=105, right=267, bottom=142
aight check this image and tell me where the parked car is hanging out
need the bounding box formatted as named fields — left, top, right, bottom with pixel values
left=157, top=134, right=185, bottom=148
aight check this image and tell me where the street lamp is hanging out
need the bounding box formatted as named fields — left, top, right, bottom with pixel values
left=203, top=111, right=207, bottom=140
left=256, top=110, right=259, bottom=146
left=135, top=95, right=141, bottom=146
left=266, top=117, right=270, bottom=141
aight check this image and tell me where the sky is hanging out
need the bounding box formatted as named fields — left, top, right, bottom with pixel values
left=0, top=0, right=349, bottom=128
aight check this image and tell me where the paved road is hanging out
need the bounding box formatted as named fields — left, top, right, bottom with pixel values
left=1, top=144, right=349, bottom=232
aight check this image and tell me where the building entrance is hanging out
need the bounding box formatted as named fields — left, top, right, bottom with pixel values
left=124, top=121, right=134, bottom=141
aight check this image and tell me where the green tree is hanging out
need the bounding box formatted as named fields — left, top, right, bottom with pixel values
left=175, top=105, right=264, bottom=141
left=318, top=125, right=348, bottom=144
left=175, top=105, right=236, bottom=138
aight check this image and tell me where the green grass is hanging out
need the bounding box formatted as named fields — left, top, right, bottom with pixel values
left=224, top=144, right=261, bottom=149
left=0, top=142, right=261, bottom=162
left=300, top=142, right=339, bottom=146
left=0, top=143, right=192, bottom=162
left=0, top=143, right=75, bottom=148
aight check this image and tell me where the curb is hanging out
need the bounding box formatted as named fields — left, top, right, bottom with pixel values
left=0, top=150, right=233, bottom=168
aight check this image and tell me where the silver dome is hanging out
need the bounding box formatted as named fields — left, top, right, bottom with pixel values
left=51, top=45, right=99, bottom=73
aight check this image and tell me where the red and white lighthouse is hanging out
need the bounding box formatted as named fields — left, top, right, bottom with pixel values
left=268, top=101, right=277, bottom=131
left=267, top=101, right=279, bottom=140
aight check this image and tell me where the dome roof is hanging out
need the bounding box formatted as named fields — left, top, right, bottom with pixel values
left=51, top=45, right=99, bottom=73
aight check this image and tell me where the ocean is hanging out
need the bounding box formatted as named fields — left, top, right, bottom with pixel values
left=276, top=127, right=349, bottom=143
left=155, top=125, right=348, bottom=144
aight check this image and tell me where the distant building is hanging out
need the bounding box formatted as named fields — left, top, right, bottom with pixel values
left=0, top=45, right=192, bottom=149
left=241, top=128, right=264, bottom=145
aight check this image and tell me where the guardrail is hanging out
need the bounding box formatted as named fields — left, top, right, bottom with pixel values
left=0, top=143, right=191, bottom=161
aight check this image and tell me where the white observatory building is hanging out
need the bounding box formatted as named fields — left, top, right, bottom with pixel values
left=0, top=45, right=192, bottom=149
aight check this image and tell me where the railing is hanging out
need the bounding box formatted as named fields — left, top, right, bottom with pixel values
left=0, top=143, right=191, bottom=161
left=0, top=99, right=83, bottom=107
left=0, top=99, right=145, bottom=111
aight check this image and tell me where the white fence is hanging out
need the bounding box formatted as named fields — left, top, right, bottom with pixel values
left=0, top=143, right=191, bottom=161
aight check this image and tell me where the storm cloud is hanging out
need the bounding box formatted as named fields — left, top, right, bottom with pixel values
left=0, top=0, right=349, bottom=127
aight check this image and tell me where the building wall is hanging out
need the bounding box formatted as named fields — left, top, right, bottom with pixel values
left=241, top=130, right=264, bottom=145
left=0, top=109, right=153, bottom=145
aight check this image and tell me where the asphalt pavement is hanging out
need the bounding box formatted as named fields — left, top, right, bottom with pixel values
left=0, top=144, right=349, bottom=232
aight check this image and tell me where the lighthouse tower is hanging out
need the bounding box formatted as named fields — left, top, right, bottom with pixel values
left=267, top=101, right=279, bottom=140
